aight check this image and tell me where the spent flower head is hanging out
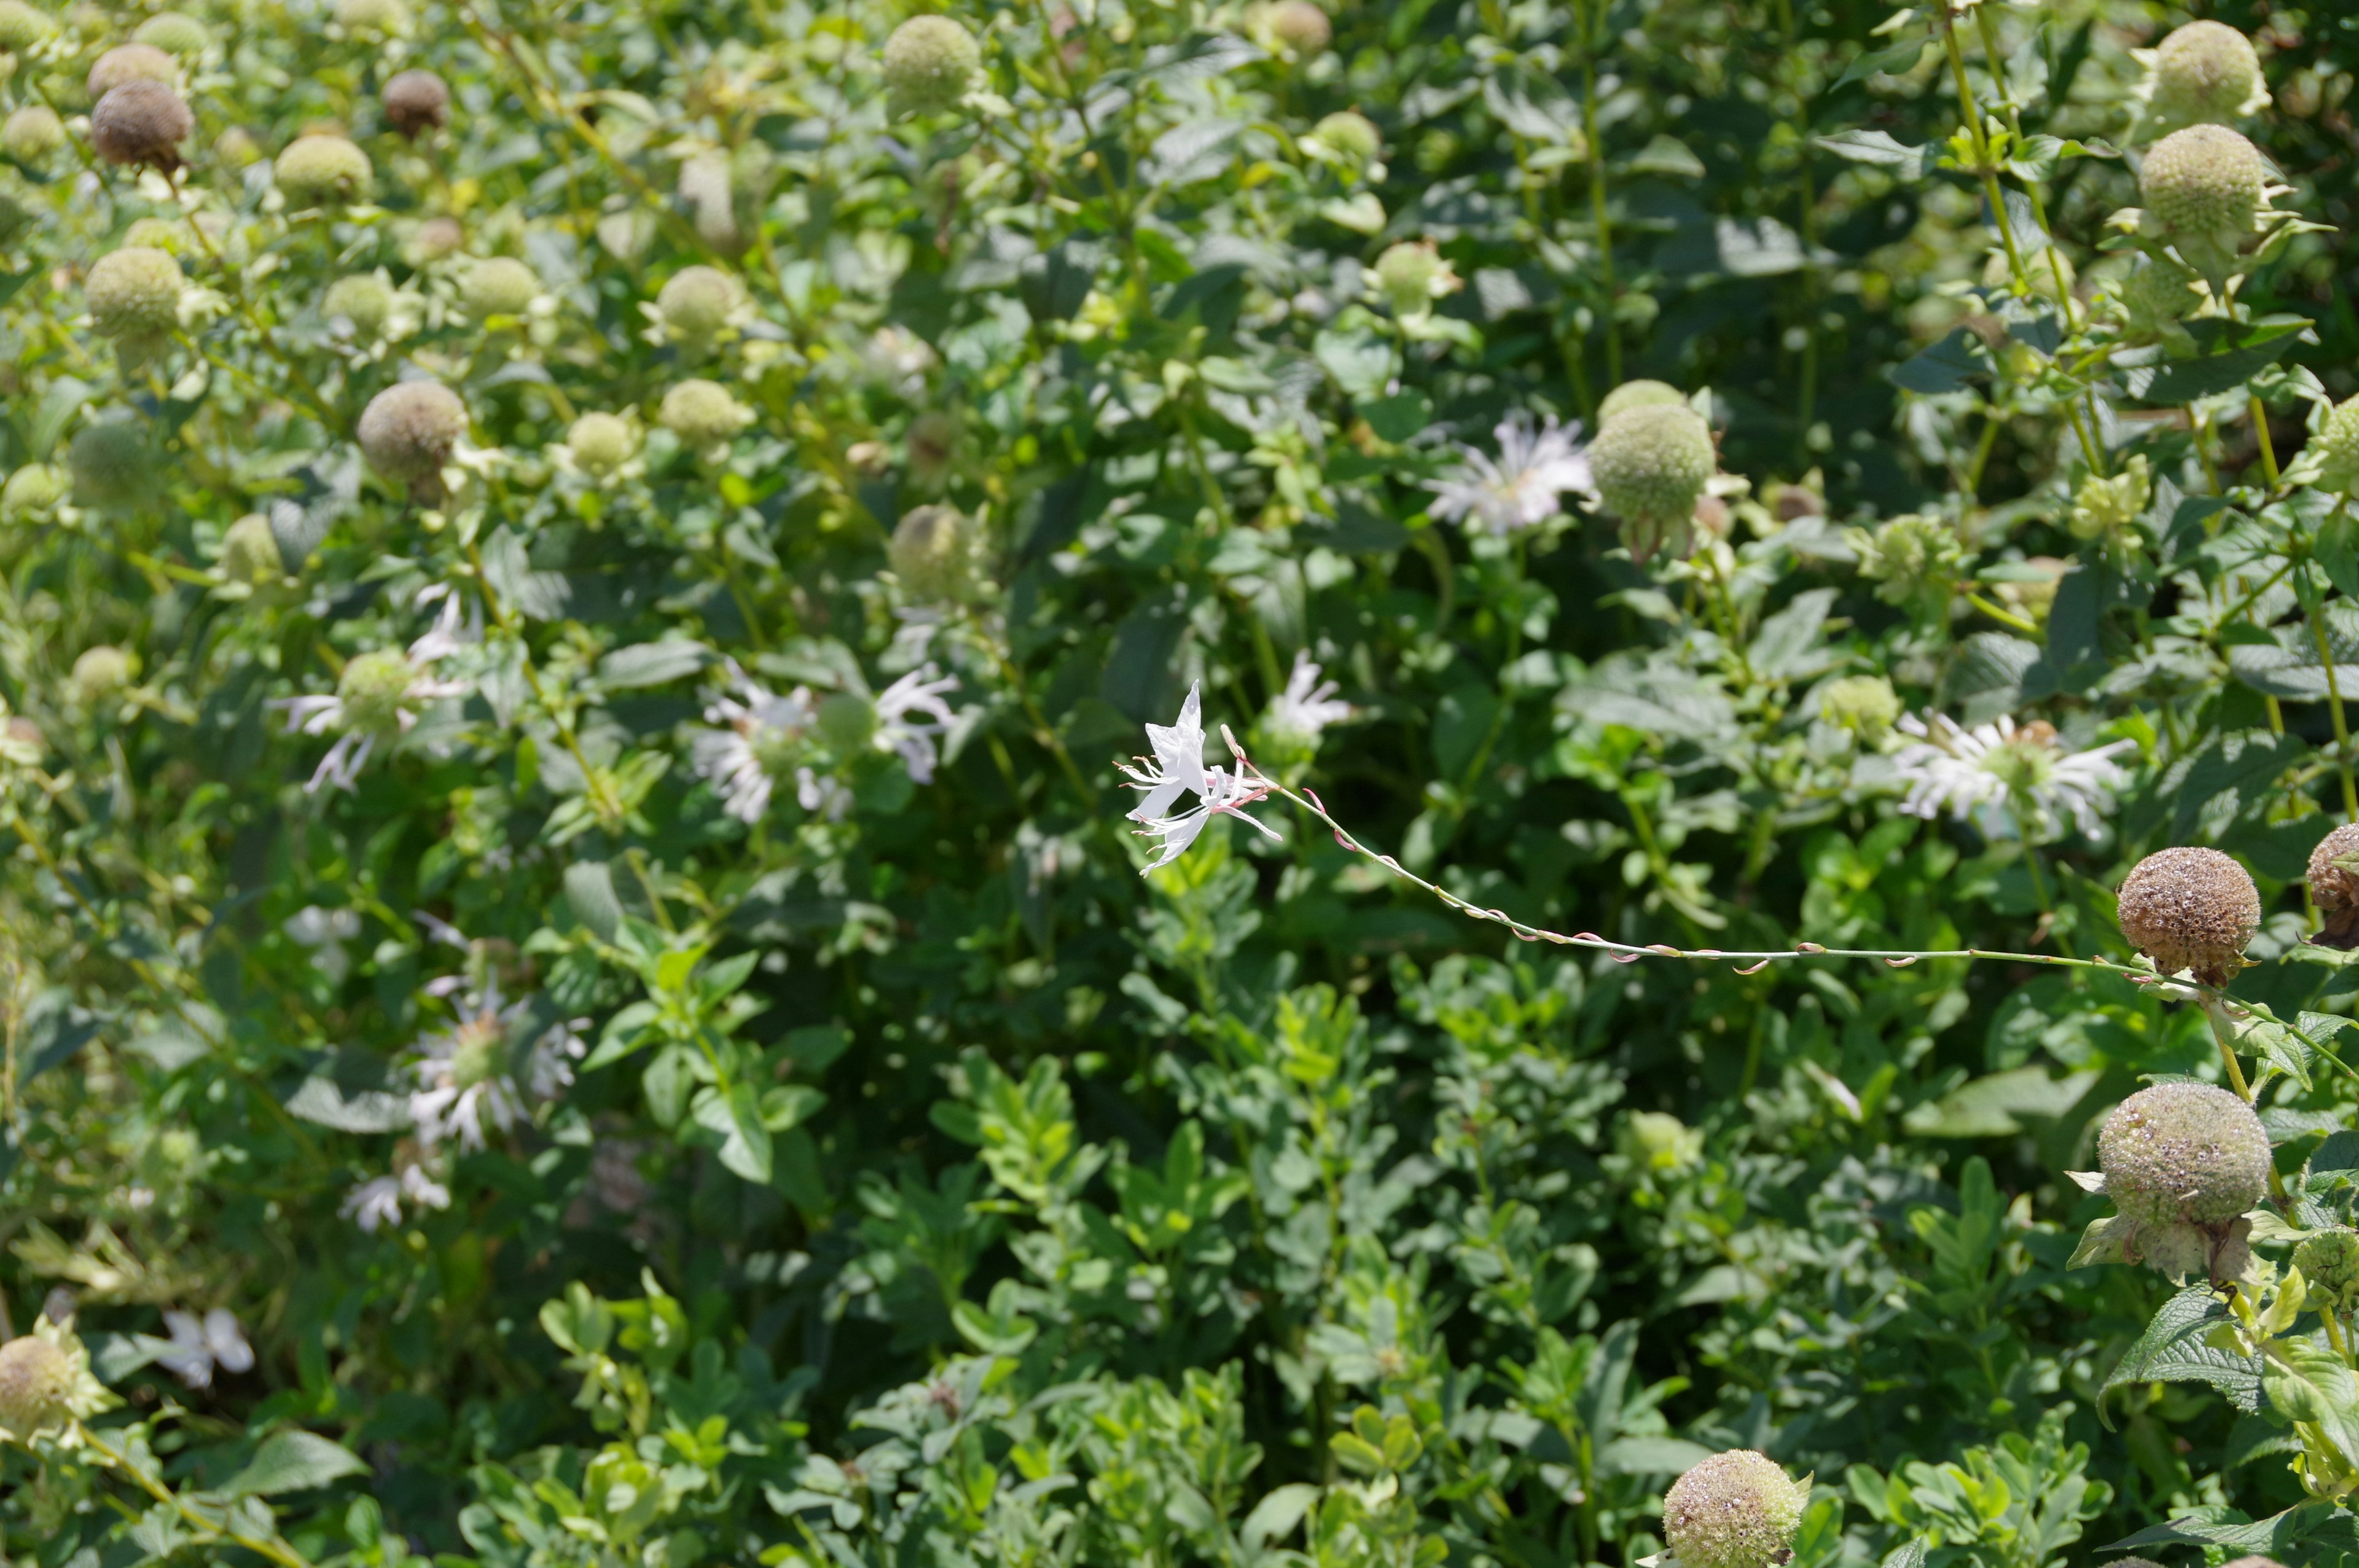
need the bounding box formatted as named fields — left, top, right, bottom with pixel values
left=1891, top=713, right=2132, bottom=843
left=1425, top=414, right=1593, bottom=535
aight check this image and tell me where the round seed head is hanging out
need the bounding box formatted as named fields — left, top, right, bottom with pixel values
left=657, top=265, right=735, bottom=338
left=891, top=504, right=981, bottom=602
left=2116, top=845, right=2261, bottom=985
left=566, top=412, right=636, bottom=474
left=2296, top=1231, right=2359, bottom=1316
left=274, top=134, right=372, bottom=208
left=2150, top=21, right=2266, bottom=130
left=119, top=217, right=189, bottom=256
left=334, top=0, right=409, bottom=34
left=338, top=649, right=417, bottom=734
left=2217, top=1559, right=2288, bottom=1568
left=85, top=246, right=184, bottom=340
left=68, top=418, right=154, bottom=510
left=219, top=512, right=285, bottom=584
left=1588, top=402, right=1716, bottom=531
left=382, top=69, right=449, bottom=139
left=2099, top=1082, right=2269, bottom=1228
left=881, top=15, right=981, bottom=117
left=2310, top=824, right=2359, bottom=912
left=0, top=1337, right=76, bottom=1438
left=405, top=215, right=464, bottom=265
left=4, top=105, right=65, bottom=163
left=68, top=644, right=137, bottom=702
left=1373, top=239, right=1457, bottom=317
left=0, top=1, right=52, bottom=50
left=1662, top=1451, right=1809, bottom=1568
left=90, top=80, right=193, bottom=169
left=658, top=378, right=751, bottom=448
left=1598, top=380, right=1688, bottom=423
left=2140, top=124, right=2266, bottom=243
left=88, top=42, right=177, bottom=98
left=133, top=12, right=209, bottom=54
left=1312, top=111, right=1380, bottom=164
left=1256, top=0, right=1331, bottom=56
left=1819, top=674, right=1901, bottom=741
left=1, top=463, right=66, bottom=520
left=460, top=256, right=539, bottom=318
left=906, top=409, right=958, bottom=486
left=323, top=273, right=393, bottom=339
left=357, top=381, right=467, bottom=493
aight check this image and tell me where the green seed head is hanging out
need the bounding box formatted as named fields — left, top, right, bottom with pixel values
left=133, top=12, right=209, bottom=55
left=334, top=0, right=409, bottom=34
left=274, top=134, right=373, bottom=208
left=357, top=380, right=468, bottom=494
left=447, top=1015, right=506, bottom=1088
left=2099, top=1081, right=2269, bottom=1228
left=1, top=464, right=66, bottom=520
left=3, top=105, right=65, bottom=163
left=324, top=273, right=394, bottom=339
left=881, top=15, right=981, bottom=117
left=90, top=80, right=193, bottom=168
left=2296, top=1231, right=2359, bottom=1316
left=2116, top=845, right=2261, bottom=986
left=890, top=504, right=980, bottom=603
left=0, top=0, right=52, bottom=50
left=1312, top=111, right=1381, bottom=165
left=1373, top=239, right=1459, bottom=319
left=567, top=412, right=637, bottom=474
left=0, top=1337, right=76, bottom=1439
left=1254, top=0, right=1331, bottom=57
left=658, top=378, right=751, bottom=448
left=1662, top=1451, right=1809, bottom=1568
left=460, top=256, right=539, bottom=318
left=88, top=42, right=178, bottom=99
left=85, top=246, right=184, bottom=341
left=2312, top=397, right=2359, bottom=496
left=657, top=265, right=735, bottom=338
left=1818, top=674, right=1901, bottom=741
left=219, top=512, right=285, bottom=585
left=68, top=418, right=154, bottom=510
left=1598, top=380, right=1687, bottom=423
left=69, top=645, right=137, bottom=703
left=383, top=69, right=450, bottom=139
left=338, top=649, right=418, bottom=735
left=2140, top=124, right=2265, bottom=247
left=2148, top=21, right=2266, bottom=131
left=1588, top=402, right=1716, bottom=537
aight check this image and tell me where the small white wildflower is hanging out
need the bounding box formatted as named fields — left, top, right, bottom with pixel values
left=1892, top=712, right=2135, bottom=841
left=407, top=977, right=529, bottom=1152
left=1426, top=414, right=1594, bottom=534
left=874, top=665, right=960, bottom=784
left=284, top=903, right=361, bottom=984
left=1117, top=682, right=1278, bottom=873
left=1264, top=652, right=1353, bottom=749
left=341, top=1163, right=451, bottom=1233
left=692, top=661, right=820, bottom=824
left=272, top=595, right=472, bottom=793
left=153, top=1308, right=253, bottom=1390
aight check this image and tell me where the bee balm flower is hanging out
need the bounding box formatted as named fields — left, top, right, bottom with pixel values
left=1661, top=1451, right=1809, bottom=1568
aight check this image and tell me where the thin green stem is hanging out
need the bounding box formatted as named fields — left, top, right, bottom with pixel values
left=71, top=1421, right=312, bottom=1568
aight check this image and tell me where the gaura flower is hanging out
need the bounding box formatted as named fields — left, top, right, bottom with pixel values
left=1425, top=413, right=1594, bottom=534
left=1892, top=712, right=2134, bottom=841
left=153, top=1308, right=253, bottom=1390
left=1264, top=652, right=1353, bottom=749
left=1117, top=682, right=1278, bottom=873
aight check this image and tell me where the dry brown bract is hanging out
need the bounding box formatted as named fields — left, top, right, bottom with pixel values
left=2115, top=845, right=2259, bottom=986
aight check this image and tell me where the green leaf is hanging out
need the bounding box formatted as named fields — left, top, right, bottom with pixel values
left=222, top=1430, right=369, bottom=1496
left=597, top=638, right=711, bottom=690
left=1888, top=329, right=1989, bottom=395
left=284, top=1075, right=413, bottom=1133
left=2103, top=1285, right=2261, bottom=1417
left=2264, top=1338, right=2359, bottom=1465
left=1834, top=36, right=1930, bottom=87
left=2105, top=1504, right=2359, bottom=1558
left=1315, top=322, right=1400, bottom=401
left=1814, top=130, right=1935, bottom=179
left=2123, top=315, right=2310, bottom=404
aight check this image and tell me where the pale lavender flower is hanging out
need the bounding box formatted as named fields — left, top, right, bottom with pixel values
left=154, top=1308, right=254, bottom=1390
left=692, top=662, right=820, bottom=824
left=272, top=595, right=472, bottom=794
left=875, top=665, right=959, bottom=784
left=1426, top=414, right=1593, bottom=534
left=1117, top=682, right=1278, bottom=873
left=1892, top=712, right=2135, bottom=841
left=407, top=975, right=530, bottom=1152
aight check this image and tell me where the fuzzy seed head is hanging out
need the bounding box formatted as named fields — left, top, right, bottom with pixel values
left=0, top=1, right=50, bottom=50
left=2150, top=21, right=2266, bottom=130
left=1588, top=402, right=1716, bottom=530
left=274, top=134, right=372, bottom=208
left=2216, top=1559, right=2288, bottom=1568
left=1662, top=1451, right=1808, bottom=1568
left=882, top=16, right=981, bottom=117
left=2296, top=1231, right=2359, bottom=1315
left=338, top=649, right=417, bottom=734
left=2140, top=124, right=2265, bottom=243
left=382, top=69, right=449, bottom=139
left=1374, top=239, right=1458, bottom=317
left=659, top=378, right=751, bottom=448
left=90, top=80, right=193, bottom=168
left=1313, top=111, right=1380, bottom=164
left=891, top=504, right=981, bottom=602
left=2116, top=845, right=2261, bottom=985
left=657, top=265, right=735, bottom=338
left=219, top=513, right=284, bottom=585
left=357, top=381, right=467, bottom=491
left=88, top=43, right=177, bottom=99
left=68, top=419, right=152, bottom=510
left=1, top=464, right=66, bottom=519
left=85, top=246, right=184, bottom=340
left=3, top=105, right=64, bottom=163
left=1820, top=675, right=1901, bottom=741
left=69, top=644, right=136, bottom=702
left=1256, top=0, right=1331, bottom=56
left=133, top=12, right=209, bottom=55
left=324, top=273, right=393, bottom=339
left=566, top=412, right=636, bottom=474
left=1598, top=380, right=1686, bottom=423
left=0, top=1338, right=75, bottom=1437
left=2099, top=1082, right=2269, bottom=1229
left=2307, top=823, right=2359, bottom=913
left=2121, top=257, right=2202, bottom=332
left=460, top=256, right=539, bottom=318
left=334, top=0, right=409, bottom=34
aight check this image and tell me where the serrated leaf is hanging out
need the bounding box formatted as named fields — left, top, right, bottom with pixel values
left=1813, top=130, right=1935, bottom=178
left=597, top=638, right=710, bottom=690
left=2265, top=1339, right=2359, bottom=1465
left=1889, top=328, right=1989, bottom=395
left=2102, top=1285, right=2261, bottom=1418
left=2123, top=315, right=2310, bottom=404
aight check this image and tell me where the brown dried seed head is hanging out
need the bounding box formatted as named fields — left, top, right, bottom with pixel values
left=89, top=80, right=194, bottom=170
left=383, top=69, right=449, bottom=139
left=2115, top=845, right=2259, bottom=985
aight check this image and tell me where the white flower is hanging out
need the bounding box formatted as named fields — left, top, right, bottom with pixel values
left=528, top=1014, right=592, bottom=1098
left=342, top=1164, right=452, bottom=1234
left=1425, top=414, right=1593, bottom=534
left=272, top=595, right=473, bottom=794
left=875, top=665, right=959, bottom=784
left=1117, top=682, right=1279, bottom=873
left=153, top=1308, right=254, bottom=1391
left=1264, top=652, right=1353, bottom=748
left=1892, top=712, right=2135, bottom=841
left=407, top=977, right=529, bottom=1152
left=693, top=663, right=819, bottom=824
left=284, top=904, right=361, bottom=985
